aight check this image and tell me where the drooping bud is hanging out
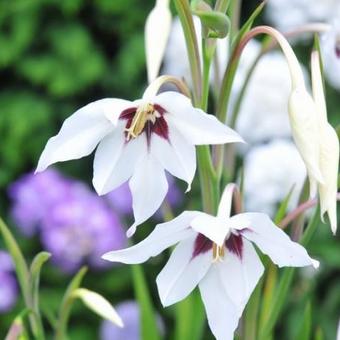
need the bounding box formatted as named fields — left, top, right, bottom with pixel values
left=311, top=50, right=339, bottom=234
left=288, top=87, right=324, bottom=197
left=145, top=0, right=172, bottom=83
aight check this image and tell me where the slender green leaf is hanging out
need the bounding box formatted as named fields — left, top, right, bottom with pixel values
left=131, top=265, right=161, bottom=340
left=174, top=291, right=205, bottom=340
left=0, top=218, right=30, bottom=304
left=274, top=185, right=295, bottom=224
left=29, top=251, right=51, bottom=339
left=55, top=266, right=88, bottom=340
left=258, top=208, right=320, bottom=338
left=296, top=302, right=312, bottom=340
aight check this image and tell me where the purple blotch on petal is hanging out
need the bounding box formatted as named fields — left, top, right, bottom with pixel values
left=192, top=233, right=213, bottom=258
left=225, top=234, right=243, bottom=259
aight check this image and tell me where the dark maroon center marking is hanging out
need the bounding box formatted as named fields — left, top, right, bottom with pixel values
left=192, top=233, right=213, bottom=258
left=335, top=44, right=340, bottom=58
left=225, top=233, right=243, bottom=259
left=119, top=104, right=169, bottom=145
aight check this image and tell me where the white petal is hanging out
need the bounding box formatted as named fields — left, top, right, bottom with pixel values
left=36, top=99, right=133, bottom=172
left=232, top=213, right=319, bottom=268
left=150, top=126, right=196, bottom=191
left=93, top=130, right=147, bottom=195
left=102, top=211, right=199, bottom=263
left=73, top=288, right=123, bottom=327
left=190, top=214, right=229, bottom=247
left=288, top=88, right=324, bottom=193
left=199, top=266, right=240, bottom=340
left=128, top=156, right=168, bottom=235
left=155, top=92, right=244, bottom=145
left=218, top=239, right=264, bottom=316
left=318, top=124, right=339, bottom=234
left=145, top=0, right=172, bottom=83
left=156, top=235, right=211, bottom=307
left=217, top=183, right=237, bottom=220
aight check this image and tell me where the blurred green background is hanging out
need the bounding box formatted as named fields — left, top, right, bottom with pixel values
left=0, top=0, right=339, bottom=339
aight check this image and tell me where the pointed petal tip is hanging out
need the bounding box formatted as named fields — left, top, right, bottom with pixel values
left=312, top=259, right=320, bottom=269
left=126, top=223, right=137, bottom=238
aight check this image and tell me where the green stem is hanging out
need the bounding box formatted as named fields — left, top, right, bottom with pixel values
left=174, top=0, right=202, bottom=105
left=258, top=207, right=321, bottom=339
left=0, top=218, right=44, bottom=339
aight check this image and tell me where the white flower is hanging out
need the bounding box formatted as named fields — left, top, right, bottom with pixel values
left=36, top=86, right=243, bottom=236
left=321, top=20, right=340, bottom=90
left=103, top=184, right=319, bottom=340
left=235, top=50, right=295, bottom=145
left=266, top=0, right=340, bottom=33
left=244, top=139, right=306, bottom=216
left=311, top=50, right=339, bottom=234
left=145, top=0, right=172, bottom=83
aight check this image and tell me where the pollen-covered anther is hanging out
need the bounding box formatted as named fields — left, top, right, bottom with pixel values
left=212, top=243, right=225, bottom=262
left=125, top=103, right=160, bottom=141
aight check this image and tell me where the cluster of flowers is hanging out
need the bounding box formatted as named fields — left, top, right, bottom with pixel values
left=7, top=1, right=338, bottom=339
left=8, top=169, right=126, bottom=272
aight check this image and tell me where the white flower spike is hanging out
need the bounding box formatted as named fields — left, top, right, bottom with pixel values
left=103, top=184, right=319, bottom=340
left=145, top=0, right=172, bottom=83
left=311, top=50, right=339, bottom=234
left=36, top=78, right=243, bottom=236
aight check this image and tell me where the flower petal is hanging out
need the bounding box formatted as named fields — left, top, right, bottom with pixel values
left=156, top=235, right=211, bottom=307
left=150, top=126, right=196, bottom=191
left=102, top=211, right=199, bottom=263
left=217, top=183, right=237, bottom=220
left=155, top=92, right=244, bottom=145
left=93, top=130, right=147, bottom=195
left=199, top=266, right=240, bottom=340
left=73, top=288, right=123, bottom=327
left=218, top=239, right=264, bottom=316
left=231, top=213, right=319, bottom=268
left=318, top=124, right=339, bottom=234
left=128, top=156, right=168, bottom=236
left=190, top=214, right=229, bottom=247
left=145, top=0, right=172, bottom=83
left=36, top=99, right=132, bottom=172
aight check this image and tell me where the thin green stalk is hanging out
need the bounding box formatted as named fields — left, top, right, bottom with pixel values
left=174, top=0, right=202, bottom=105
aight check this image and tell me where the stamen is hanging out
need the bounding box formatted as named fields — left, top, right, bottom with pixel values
left=125, top=103, right=155, bottom=141
left=212, top=243, right=225, bottom=262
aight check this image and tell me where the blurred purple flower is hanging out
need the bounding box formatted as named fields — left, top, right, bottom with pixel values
left=100, top=301, right=164, bottom=340
left=8, top=169, right=71, bottom=236
left=8, top=169, right=127, bottom=273
left=0, top=250, right=17, bottom=313
left=105, top=175, right=182, bottom=217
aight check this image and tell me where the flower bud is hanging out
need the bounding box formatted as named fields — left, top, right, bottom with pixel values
left=288, top=87, right=324, bottom=197
left=311, top=50, right=339, bottom=234
left=145, top=0, right=172, bottom=83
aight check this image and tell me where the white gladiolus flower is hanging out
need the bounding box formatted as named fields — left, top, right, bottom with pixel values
left=36, top=82, right=243, bottom=236
left=244, top=139, right=306, bottom=216
left=145, top=0, right=172, bottom=83
left=321, top=20, right=340, bottom=90
left=103, top=184, right=319, bottom=340
left=311, top=50, right=339, bottom=234
left=266, top=0, right=339, bottom=33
